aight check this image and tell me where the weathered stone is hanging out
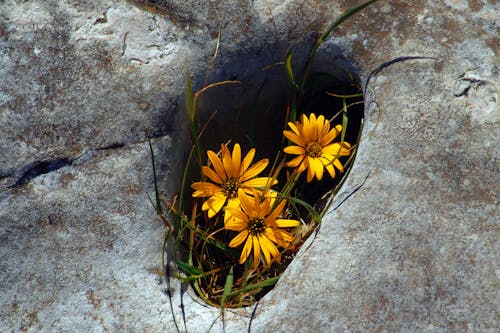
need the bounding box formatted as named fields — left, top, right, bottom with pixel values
left=1, top=0, right=498, bottom=332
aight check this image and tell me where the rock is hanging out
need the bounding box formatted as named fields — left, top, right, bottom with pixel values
left=0, top=1, right=191, bottom=190
left=0, top=0, right=497, bottom=332
left=0, top=137, right=176, bottom=332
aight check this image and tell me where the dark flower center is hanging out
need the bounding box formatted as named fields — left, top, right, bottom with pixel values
left=247, top=218, right=266, bottom=236
left=222, top=178, right=240, bottom=199
left=305, top=141, right=323, bottom=158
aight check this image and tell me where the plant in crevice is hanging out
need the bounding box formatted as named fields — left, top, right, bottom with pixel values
left=150, top=0, right=377, bottom=318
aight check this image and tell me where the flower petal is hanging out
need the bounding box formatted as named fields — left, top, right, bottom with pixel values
left=191, top=182, right=221, bottom=197
left=333, top=159, right=345, bottom=172
left=284, top=145, right=305, bottom=155
left=260, top=235, right=280, bottom=264
left=232, top=143, right=241, bottom=176
left=297, top=157, right=308, bottom=173
left=306, top=161, right=315, bottom=182
left=229, top=230, right=249, bottom=247
left=339, top=142, right=352, bottom=155
left=207, top=150, right=227, bottom=179
left=266, top=229, right=294, bottom=248
left=238, top=190, right=256, bottom=216
left=318, top=115, right=330, bottom=137
left=221, top=144, right=234, bottom=177
left=242, top=177, right=277, bottom=189
left=202, top=166, right=223, bottom=184
left=226, top=206, right=249, bottom=224
left=287, top=121, right=301, bottom=136
left=321, top=124, right=342, bottom=145
left=241, top=148, right=256, bottom=174
left=322, top=143, right=340, bottom=155
left=305, top=157, right=323, bottom=181
left=320, top=155, right=333, bottom=165
left=286, top=155, right=305, bottom=168
left=308, top=113, right=319, bottom=138
left=224, top=198, right=241, bottom=224
left=276, top=218, right=300, bottom=228
left=311, top=157, right=324, bottom=180
left=225, top=219, right=247, bottom=232
left=325, top=163, right=336, bottom=178
left=252, top=236, right=261, bottom=267
left=268, top=199, right=287, bottom=221
left=301, top=114, right=313, bottom=140
left=202, top=192, right=227, bottom=217
left=239, top=235, right=254, bottom=264
left=283, top=130, right=305, bottom=146
left=241, top=158, right=268, bottom=181
left=315, top=114, right=325, bottom=137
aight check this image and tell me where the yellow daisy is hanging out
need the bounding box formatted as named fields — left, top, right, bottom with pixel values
left=225, top=191, right=300, bottom=267
left=283, top=113, right=351, bottom=182
left=191, top=143, right=276, bottom=218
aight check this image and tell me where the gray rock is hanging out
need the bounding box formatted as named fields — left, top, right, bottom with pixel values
left=1, top=0, right=498, bottom=332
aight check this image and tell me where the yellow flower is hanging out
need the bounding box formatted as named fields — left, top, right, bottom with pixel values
left=226, top=191, right=300, bottom=267
left=283, top=113, right=351, bottom=182
left=191, top=143, right=276, bottom=218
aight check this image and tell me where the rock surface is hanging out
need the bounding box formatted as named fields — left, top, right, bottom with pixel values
left=1, top=0, right=498, bottom=332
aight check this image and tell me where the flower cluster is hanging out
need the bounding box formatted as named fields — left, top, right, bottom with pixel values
left=191, top=113, right=351, bottom=267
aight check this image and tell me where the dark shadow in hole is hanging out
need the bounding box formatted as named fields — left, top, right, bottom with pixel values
left=192, top=42, right=363, bottom=211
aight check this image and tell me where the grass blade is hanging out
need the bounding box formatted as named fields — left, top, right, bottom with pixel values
left=185, top=69, right=195, bottom=123
left=284, top=21, right=315, bottom=91
left=326, top=92, right=364, bottom=98
left=285, top=51, right=299, bottom=90
left=185, top=70, right=204, bottom=165
left=300, top=0, right=379, bottom=90
left=148, top=138, right=163, bottom=215
left=341, top=98, right=348, bottom=144
left=319, top=0, right=379, bottom=45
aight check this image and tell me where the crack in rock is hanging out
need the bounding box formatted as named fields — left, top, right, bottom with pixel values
left=3, top=136, right=171, bottom=190
left=10, top=158, right=74, bottom=188
left=4, top=142, right=130, bottom=189
left=96, top=142, right=125, bottom=151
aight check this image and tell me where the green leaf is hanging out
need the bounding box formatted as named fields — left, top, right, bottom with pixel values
left=175, top=259, right=203, bottom=276
left=220, top=266, right=234, bottom=308
left=278, top=194, right=322, bottom=224
left=227, top=276, right=280, bottom=297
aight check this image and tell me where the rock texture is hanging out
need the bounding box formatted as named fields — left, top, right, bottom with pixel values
left=1, top=0, right=498, bottom=332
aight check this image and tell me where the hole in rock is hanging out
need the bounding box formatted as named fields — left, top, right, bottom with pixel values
left=168, top=43, right=364, bottom=308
